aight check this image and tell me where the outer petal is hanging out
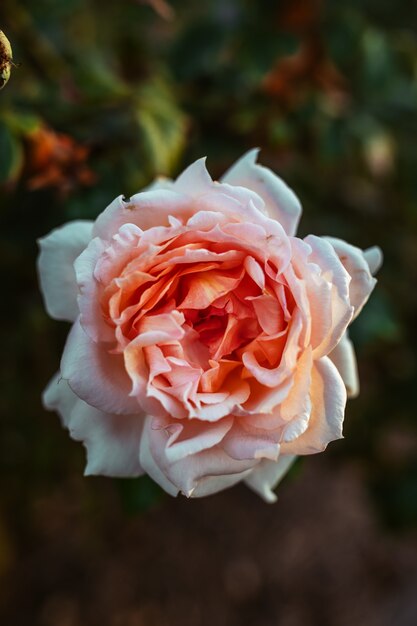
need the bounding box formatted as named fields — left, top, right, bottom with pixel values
left=92, top=190, right=193, bottom=240
left=43, top=373, right=144, bottom=477
left=61, top=319, right=140, bottom=415
left=244, top=455, right=297, bottom=503
left=325, top=237, right=379, bottom=319
left=37, top=221, right=93, bottom=322
left=141, top=416, right=256, bottom=497
left=220, top=423, right=280, bottom=461
left=303, top=235, right=354, bottom=357
left=221, top=148, right=302, bottom=236
left=173, top=157, right=214, bottom=196
left=328, top=332, right=359, bottom=398
left=364, top=246, right=383, bottom=275
left=154, top=416, right=234, bottom=464
left=280, top=357, right=346, bottom=455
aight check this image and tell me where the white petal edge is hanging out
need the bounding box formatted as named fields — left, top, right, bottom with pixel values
left=324, top=237, right=379, bottom=319
left=244, top=455, right=297, bottom=503
left=221, top=148, right=302, bottom=236
left=328, top=332, right=359, bottom=398
left=43, top=373, right=144, bottom=477
left=37, top=221, right=93, bottom=322
left=364, top=245, right=383, bottom=275
left=61, top=318, right=140, bottom=415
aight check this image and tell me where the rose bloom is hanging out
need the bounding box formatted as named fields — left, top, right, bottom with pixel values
left=38, top=150, right=382, bottom=501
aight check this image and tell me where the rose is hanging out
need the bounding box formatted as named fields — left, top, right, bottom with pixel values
left=38, top=150, right=382, bottom=501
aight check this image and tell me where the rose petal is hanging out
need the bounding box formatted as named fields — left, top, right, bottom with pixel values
left=61, top=318, right=140, bottom=414
left=244, top=455, right=297, bottom=503
left=221, top=148, right=302, bottom=236
left=303, top=235, right=354, bottom=357
left=221, top=423, right=280, bottom=461
left=152, top=415, right=234, bottom=463
left=364, top=245, right=383, bottom=275
left=92, top=190, right=193, bottom=240
left=139, top=418, right=179, bottom=496
left=328, top=331, right=359, bottom=398
left=142, top=415, right=257, bottom=496
left=173, top=157, right=214, bottom=196
left=280, top=356, right=346, bottom=455
left=43, top=373, right=144, bottom=477
left=37, top=221, right=93, bottom=322
left=325, top=237, right=378, bottom=319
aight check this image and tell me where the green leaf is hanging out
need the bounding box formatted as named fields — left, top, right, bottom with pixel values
left=135, top=77, right=188, bottom=176
left=0, top=123, right=23, bottom=184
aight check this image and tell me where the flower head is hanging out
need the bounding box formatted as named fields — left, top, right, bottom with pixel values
left=38, top=150, right=382, bottom=501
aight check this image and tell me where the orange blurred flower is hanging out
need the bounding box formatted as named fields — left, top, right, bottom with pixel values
left=263, top=0, right=348, bottom=111
left=26, top=126, right=96, bottom=196
left=263, top=38, right=348, bottom=110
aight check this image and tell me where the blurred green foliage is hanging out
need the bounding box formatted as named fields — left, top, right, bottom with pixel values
left=0, top=0, right=416, bottom=542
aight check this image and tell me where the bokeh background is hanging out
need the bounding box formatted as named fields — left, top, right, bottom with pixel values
left=1, top=0, right=417, bottom=624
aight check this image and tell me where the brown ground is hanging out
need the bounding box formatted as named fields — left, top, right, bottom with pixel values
left=2, top=457, right=417, bottom=626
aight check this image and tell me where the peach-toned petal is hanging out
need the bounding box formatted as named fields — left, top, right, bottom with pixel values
left=240, top=376, right=294, bottom=416
left=222, top=148, right=302, bottom=236
left=221, top=423, right=280, bottom=461
left=241, top=310, right=303, bottom=388
left=178, top=269, right=243, bottom=309
left=244, top=455, right=297, bottom=503
left=37, top=220, right=93, bottom=322
left=144, top=416, right=257, bottom=496
left=328, top=331, right=359, bottom=398
left=152, top=415, right=234, bottom=463
left=200, top=359, right=241, bottom=393
left=280, top=348, right=312, bottom=422
left=188, top=378, right=251, bottom=421
left=244, top=256, right=265, bottom=289
left=93, top=223, right=143, bottom=284
left=247, top=294, right=284, bottom=335
left=44, top=373, right=144, bottom=477
left=280, top=357, right=346, bottom=455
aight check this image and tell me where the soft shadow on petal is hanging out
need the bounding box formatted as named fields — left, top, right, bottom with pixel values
left=37, top=221, right=93, bottom=322
left=328, top=331, right=359, bottom=398
left=61, top=319, right=140, bottom=415
left=74, top=236, right=115, bottom=343
left=244, top=454, right=297, bottom=503
left=139, top=416, right=180, bottom=497
left=158, top=415, right=234, bottom=464
left=221, top=148, right=302, bottom=236
left=303, top=235, right=354, bottom=357
left=220, top=423, right=280, bottom=462
left=324, top=237, right=379, bottom=319
left=43, top=373, right=144, bottom=477
left=143, top=416, right=256, bottom=497
left=280, top=356, right=346, bottom=455
left=364, top=245, right=383, bottom=275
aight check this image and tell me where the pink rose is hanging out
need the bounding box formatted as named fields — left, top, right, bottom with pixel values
left=38, top=150, right=382, bottom=501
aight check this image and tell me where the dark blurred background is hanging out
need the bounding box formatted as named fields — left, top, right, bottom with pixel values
left=1, top=1, right=417, bottom=624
